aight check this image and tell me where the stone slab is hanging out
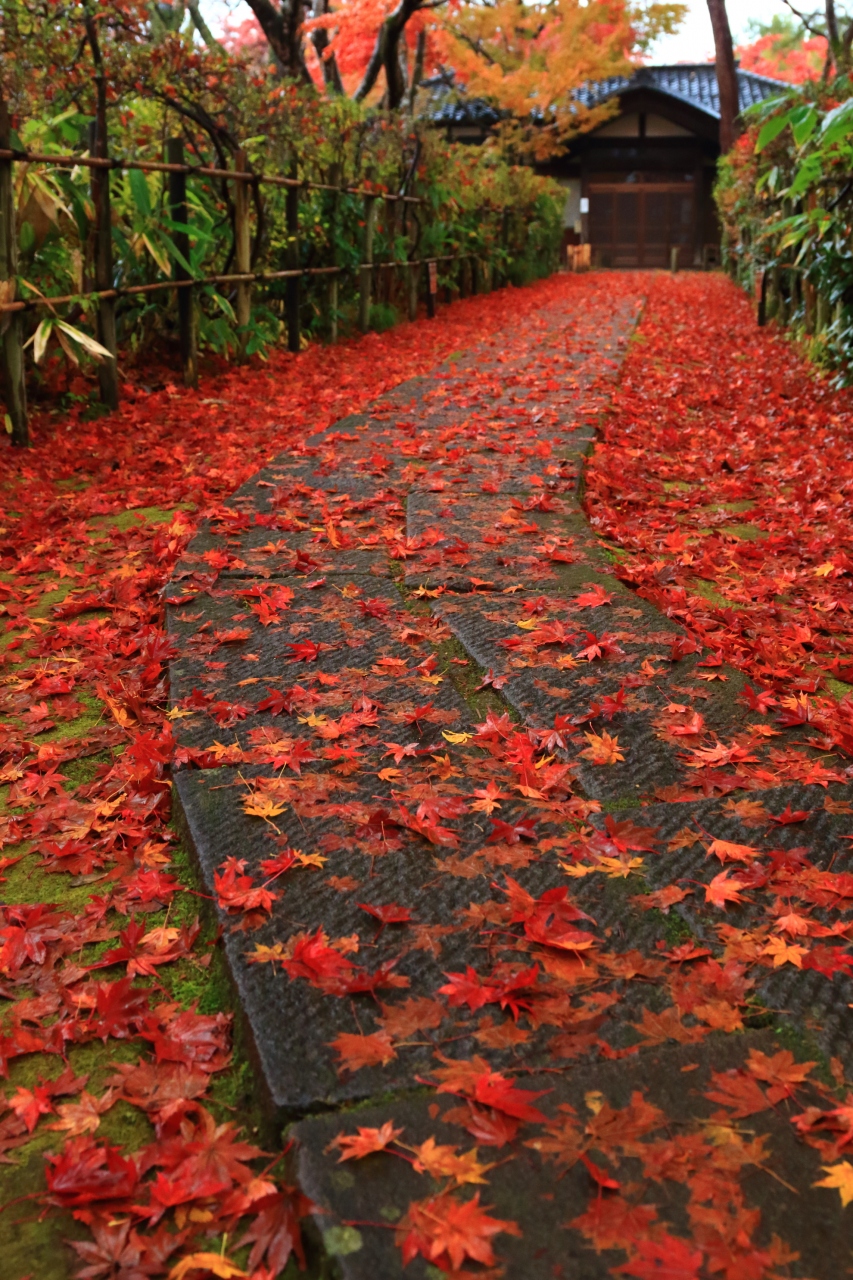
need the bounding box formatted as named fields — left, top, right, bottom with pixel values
left=292, top=1030, right=845, bottom=1280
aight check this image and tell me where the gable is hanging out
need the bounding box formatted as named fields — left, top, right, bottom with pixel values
left=594, top=111, right=695, bottom=138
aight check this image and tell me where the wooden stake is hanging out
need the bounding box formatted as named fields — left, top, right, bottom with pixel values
left=359, top=194, right=377, bottom=333
left=426, top=260, right=437, bottom=319
left=234, top=148, right=251, bottom=359
left=85, top=9, right=118, bottom=410
left=0, top=90, right=27, bottom=446
left=285, top=160, right=300, bottom=354
left=327, top=163, right=340, bottom=343
left=167, top=137, right=197, bottom=387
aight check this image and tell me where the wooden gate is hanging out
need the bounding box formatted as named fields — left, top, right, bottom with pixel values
left=588, top=181, right=695, bottom=269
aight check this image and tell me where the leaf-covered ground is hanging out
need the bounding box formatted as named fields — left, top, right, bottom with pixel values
left=4, top=272, right=853, bottom=1280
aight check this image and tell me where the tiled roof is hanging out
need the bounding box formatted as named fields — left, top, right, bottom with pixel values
left=576, top=63, right=789, bottom=118
left=427, top=63, right=789, bottom=127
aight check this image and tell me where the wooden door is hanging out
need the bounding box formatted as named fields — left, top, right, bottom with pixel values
left=588, top=182, right=695, bottom=268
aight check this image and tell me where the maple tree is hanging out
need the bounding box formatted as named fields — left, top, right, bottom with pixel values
left=736, top=14, right=828, bottom=82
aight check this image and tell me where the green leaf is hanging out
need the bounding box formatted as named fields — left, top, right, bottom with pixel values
left=129, top=167, right=152, bottom=218
left=207, top=288, right=236, bottom=323
left=790, top=105, right=818, bottom=147
left=756, top=109, right=796, bottom=153
left=56, top=320, right=112, bottom=362
left=788, top=151, right=824, bottom=199
left=822, top=99, right=853, bottom=147
left=19, top=221, right=35, bottom=254
left=32, top=317, right=54, bottom=364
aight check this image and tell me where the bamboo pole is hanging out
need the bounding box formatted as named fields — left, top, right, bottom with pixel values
left=85, top=10, right=119, bottom=410
left=167, top=137, right=197, bottom=388
left=0, top=149, right=425, bottom=203
left=0, top=91, right=27, bottom=446
left=285, top=160, right=300, bottom=354
left=327, top=163, right=341, bottom=344
left=359, top=193, right=377, bottom=333
left=234, top=149, right=252, bottom=359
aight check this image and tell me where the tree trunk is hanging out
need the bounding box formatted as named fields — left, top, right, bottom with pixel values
left=243, top=0, right=312, bottom=82
left=310, top=0, right=343, bottom=94
left=354, top=0, right=421, bottom=108
left=707, top=0, right=739, bottom=153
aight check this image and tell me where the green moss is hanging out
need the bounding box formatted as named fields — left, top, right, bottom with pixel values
left=433, top=632, right=518, bottom=723
left=723, top=523, right=766, bottom=542
left=771, top=1022, right=837, bottom=1092
left=597, top=542, right=627, bottom=564
left=691, top=579, right=744, bottom=610
left=825, top=676, right=853, bottom=701
left=601, top=795, right=641, bottom=812
left=34, top=691, right=106, bottom=744
left=89, top=504, right=194, bottom=533
left=705, top=499, right=754, bottom=514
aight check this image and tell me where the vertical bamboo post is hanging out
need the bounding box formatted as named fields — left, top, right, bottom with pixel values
left=756, top=269, right=768, bottom=327
left=327, top=163, right=340, bottom=343
left=234, top=148, right=251, bottom=359
left=426, top=260, right=437, bottom=319
left=166, top=137, right=197, bottom=388
left=85, top=9, right=118, bottom=410
left=0, top=91, right=27, bottom=446
left=405, top=203, right=417, bottom=322
left=408, top=261, right=418, bottom=322
left=359, top=192, right=377, bottom=333
left=499, top=208, right=509, bottom=288
left=285, top=160, right=300, bottom=354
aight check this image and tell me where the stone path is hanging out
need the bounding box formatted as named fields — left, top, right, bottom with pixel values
left=167, top=276, right=853, bottom=1277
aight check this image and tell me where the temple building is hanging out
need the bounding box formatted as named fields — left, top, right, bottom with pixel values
left=431, top=64, right=787, bottom=269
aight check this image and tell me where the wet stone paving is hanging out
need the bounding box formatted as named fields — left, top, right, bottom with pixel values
left=167, top=277, right=853, bottom=1277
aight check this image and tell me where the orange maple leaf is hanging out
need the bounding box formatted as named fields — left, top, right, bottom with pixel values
left=704, top=871, right=748, bottom=909
left=329, top=1119, right=403, bottom=1162
left=579, top=731, right=624, bottom=765
left=329, top=1030, right=397, bottom=1074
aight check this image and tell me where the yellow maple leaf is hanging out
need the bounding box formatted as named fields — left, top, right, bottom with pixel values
left=242, top=795, right=287, bottom=822
left=378, top=767, right=403, bottom=781
left=165, top=706, right=193, bottom=720
left=761, top=937, right=807, bottom=968
left=814, top=562, right=835, bottom=577
left=420, top=674, right=444, bottom=685
left=815, top=1161, right=853, bottom=1207
left=169, top=1253, right=247, bottom=1280
left=295, top=851, right=327, bottom=869
left=559, top=861, right=595, bottom=877
left=579, top=731, right=625, bottom=765
left=443, top=730, right=472, bottom=744
left=410, top=1137, right=494, bottom=1186
left=516, top=618, right=539, bottom=630
left=599, top=855, right=645, bottom=879
left=298, top=712, right=328, bottom=727
left=247, top=943, right=288, bottom=965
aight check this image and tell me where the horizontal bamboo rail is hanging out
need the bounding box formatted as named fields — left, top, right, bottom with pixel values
left=1, top=135, right=510, bottom=446
left=0, top=148, right=424, bottom=202
left=0, top=255, right=465, bottom=314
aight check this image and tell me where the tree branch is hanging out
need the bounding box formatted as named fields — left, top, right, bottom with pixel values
left=186, top=0, right=223, bottom=50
